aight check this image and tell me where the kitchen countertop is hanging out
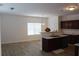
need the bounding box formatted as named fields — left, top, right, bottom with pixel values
left=42, top=34, right=68, bottom=39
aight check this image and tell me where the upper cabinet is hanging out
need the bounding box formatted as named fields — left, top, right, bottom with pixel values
left=61, top=20, right=79, bottom=29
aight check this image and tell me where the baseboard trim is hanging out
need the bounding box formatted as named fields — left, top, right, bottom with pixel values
left=1, top=39, right=41, bottom=44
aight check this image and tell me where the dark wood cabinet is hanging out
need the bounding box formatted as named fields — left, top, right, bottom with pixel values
left=68, top=35, right=79, bottom=44
left=42, top=37, right=68, bottom=52
left=61, top=20, right=79, bottom=29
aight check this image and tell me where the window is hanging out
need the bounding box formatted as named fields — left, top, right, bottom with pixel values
left=27, top=23, right=41, bottom=35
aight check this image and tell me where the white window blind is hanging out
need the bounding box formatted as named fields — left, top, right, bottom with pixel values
left=27, top=23, right=41, bottom=35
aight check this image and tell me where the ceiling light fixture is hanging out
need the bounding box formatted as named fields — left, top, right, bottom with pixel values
left=65, top=6, right=78, bottom=11
left=10, top=7, right=15, bottom=10
left=64, top=4, right=79, bottom=11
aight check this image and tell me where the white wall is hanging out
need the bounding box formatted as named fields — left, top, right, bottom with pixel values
left=1, top=13, right=48, bottom=44
left=48, top=16, right=59, bottom=32
left=61, top=14, right=79, bottom=35
left=0, top=14, right=1, bottom=55
left=62, top=14, right=79, bottom=21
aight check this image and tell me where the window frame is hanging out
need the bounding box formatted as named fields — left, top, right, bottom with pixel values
left=27, top=23, right=42, bottom=35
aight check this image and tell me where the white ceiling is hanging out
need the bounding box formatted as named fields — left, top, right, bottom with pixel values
left=0, top=3, right=79, bottom=17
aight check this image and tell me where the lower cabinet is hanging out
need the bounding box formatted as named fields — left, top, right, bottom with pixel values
left=42, top=37, right=68, bottom=52
left=68, top=35, right=79, bottom=44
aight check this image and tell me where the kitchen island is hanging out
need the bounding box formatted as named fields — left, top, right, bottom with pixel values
left=42, top=35, right=69, bottom=52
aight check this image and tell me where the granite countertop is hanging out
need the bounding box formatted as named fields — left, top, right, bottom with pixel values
left=42, top=34, right=68, bottom=39
left=74, top=43, right=79, bottom=46
left=43, top=36, right=59, bottom=39
left=58, top=35, right=68, bottom=37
